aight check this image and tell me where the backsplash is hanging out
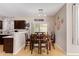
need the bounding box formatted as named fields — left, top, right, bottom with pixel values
left=2, top=17, right=14, bottom=35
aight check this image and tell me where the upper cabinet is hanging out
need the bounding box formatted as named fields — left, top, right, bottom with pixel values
left=0, top=21, right=3, bottom=29
left=14, top=20, right=26, bottom=29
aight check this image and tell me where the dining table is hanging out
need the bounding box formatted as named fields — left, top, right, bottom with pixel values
left=30, top=33, right=52, bottom=54
left=36, top=33, right=52, bottom=50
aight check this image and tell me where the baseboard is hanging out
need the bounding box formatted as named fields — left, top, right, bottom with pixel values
left=13, top=44, right=25, bottom=55
left=55, top=43, right=65, bottom=54
left=67, top=52, right=79, bottom=55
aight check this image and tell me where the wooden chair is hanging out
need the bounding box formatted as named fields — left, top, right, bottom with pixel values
left=39, top=34, right=49, bottom=54
left=51, top=32, right=55, bottom=49
left=30, top=33, right=49, bottom=54
left=24, top=33, right=30, bottom=49
left=30, top=34, right=40, bottom=54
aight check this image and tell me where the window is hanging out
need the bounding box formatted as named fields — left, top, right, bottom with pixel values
left=31, top=23, right=47, bottom=34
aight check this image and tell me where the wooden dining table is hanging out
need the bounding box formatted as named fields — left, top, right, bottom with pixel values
left=36, top=33, right=52, bottom=50
left=30, top=33, right=52, bottom=54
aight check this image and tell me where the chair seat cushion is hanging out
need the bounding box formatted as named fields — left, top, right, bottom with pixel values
left=41, top=44, right=46, bottom=46
left=34, top=44, right=39, bottom=46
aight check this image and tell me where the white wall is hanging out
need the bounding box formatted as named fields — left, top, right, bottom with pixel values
left=54, top=5, right=66, bottom=53
left=46, top=16, right=55, bottom=35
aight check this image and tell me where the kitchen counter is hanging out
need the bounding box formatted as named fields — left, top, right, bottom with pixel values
left=13, top=31, right=26, bottom=54
left=0, top=34, right=10, bottom=44
left=0, top=31, right=26, bottom=54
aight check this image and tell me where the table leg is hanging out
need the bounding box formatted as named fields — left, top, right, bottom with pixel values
left=49, top=42, right=51, bottom=50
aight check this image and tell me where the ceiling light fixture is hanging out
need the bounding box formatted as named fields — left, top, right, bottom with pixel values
left=38, top=9, right=46, bottom=16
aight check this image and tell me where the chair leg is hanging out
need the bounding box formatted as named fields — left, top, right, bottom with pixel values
left=39, top=42, right=41, bottom=54
left=38, top=41, right=41, bottom=54
left=38, top=47, right=39, bottom=54
left=30, top=42, right=32, bottom=50
left=24, top=41, right=28, bottom=50
left=46, top=43, right=49, bottom=54
left=52, top=43, right=55, bottom=49
left=31, top=42, right=34, bottom=54
left=30, top=44, right=33, bottom=54
left=31, top=49, right=33, bottom=54
left=49, top=43, right=51, bottom=51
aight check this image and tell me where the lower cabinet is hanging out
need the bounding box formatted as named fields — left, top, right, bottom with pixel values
left=3, top=38, right=13, bottom=53
left=0, top=36, right=3, bottom=44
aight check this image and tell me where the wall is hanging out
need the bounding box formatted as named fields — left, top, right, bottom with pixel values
left=54, top=4, right=66, bottom=53
left=46, top=16, right=55, bottom=35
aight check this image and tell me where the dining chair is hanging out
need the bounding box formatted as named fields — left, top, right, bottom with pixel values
left=51, top=32, right=55, bottom=49
left=24, top=33, right=30, bottom=49
left=30, top=34, right=40, bottom=54
left=39, top=34, right=49, bottom=54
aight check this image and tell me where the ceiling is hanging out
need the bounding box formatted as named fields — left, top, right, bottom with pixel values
left=0, top=3, right=65, bottom=17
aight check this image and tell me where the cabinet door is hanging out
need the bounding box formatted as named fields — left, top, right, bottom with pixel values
left=3, top=38, right=13, bottom=53
left=0, top=21, right=2, bottom=29
left=0, top=36, right=3, bottom=44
